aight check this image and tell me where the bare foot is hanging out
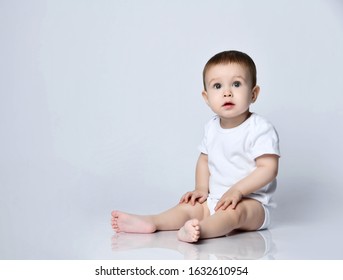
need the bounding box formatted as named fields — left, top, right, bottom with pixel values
left=177, top=219, right=201, bottom=243
left=111, top=211, right=156, bottom=233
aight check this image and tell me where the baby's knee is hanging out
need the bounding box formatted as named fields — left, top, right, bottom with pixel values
left=181, top=201, right=202, bottom=209
left=180, top=202, right=204, bottom=218
left=221, top=207, right=247, bottom=228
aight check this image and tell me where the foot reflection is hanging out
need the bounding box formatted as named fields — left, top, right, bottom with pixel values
left=111, top=230, right=276, bottom=260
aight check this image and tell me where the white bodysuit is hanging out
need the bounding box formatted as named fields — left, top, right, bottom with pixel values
left=198, top=113, right=280, bottom=227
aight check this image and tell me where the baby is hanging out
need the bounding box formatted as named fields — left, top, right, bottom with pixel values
left=111, top=50, right=280, bottom=243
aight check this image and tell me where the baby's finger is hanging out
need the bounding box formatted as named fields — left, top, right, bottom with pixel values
left=198, top=195, right=207, bottom=204
left=190, top=193, right=199, bottom=205
left=220, top=201, right=231, bottom=211
left=230, top=200, right=238, bottom=209
left=214, top=200, right=224, bottom=211
left=215, top=200, right=231, bottom=211
left=179, top=193, right=190, bottom=203
left=185, top=192, right=195, bottom=203
left=182, top=193, right=189, bottom=202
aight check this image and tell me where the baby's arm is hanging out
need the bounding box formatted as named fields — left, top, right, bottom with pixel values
left=179, top=153, right=209, bottom=205
left=215, top=154, right=279, bottom=211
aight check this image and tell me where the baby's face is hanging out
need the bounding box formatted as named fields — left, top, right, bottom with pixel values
left=202, top=63, right=259, bottom=128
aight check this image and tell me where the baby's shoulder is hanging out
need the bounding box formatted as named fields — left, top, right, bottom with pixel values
left=249, top=113, right=276, bottom=131
left=203, top=115, right=220, bottom=129
left=248, top=113, right=279, bottom=144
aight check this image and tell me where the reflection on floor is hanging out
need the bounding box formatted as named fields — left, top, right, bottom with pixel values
left=111, top=230, right=276, bottom=260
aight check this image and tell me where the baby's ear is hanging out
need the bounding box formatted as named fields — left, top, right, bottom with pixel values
left=251, top=86, right=260, bottom=103
left=202, top=90, right=210, bottom=105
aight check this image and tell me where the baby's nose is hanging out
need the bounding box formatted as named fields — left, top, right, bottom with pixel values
left=223, top=90, right=233, bottom=98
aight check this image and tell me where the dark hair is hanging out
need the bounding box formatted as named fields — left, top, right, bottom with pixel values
left=202, top=50, right=257, bottom=90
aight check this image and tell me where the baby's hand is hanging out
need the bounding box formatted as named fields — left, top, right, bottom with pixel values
left=179, top=190, right=208, bottom=206
left=215, top=189, right=243, bottom=211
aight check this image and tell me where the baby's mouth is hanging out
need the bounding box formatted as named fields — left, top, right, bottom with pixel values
left=222, top=102, right=235, bottom=107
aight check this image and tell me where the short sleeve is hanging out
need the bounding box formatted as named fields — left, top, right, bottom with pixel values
left=250, top=120, right=280, bottom=159
left=198, top=120, right=211, bottom=155
left=198, top=133, right=208, bottom=155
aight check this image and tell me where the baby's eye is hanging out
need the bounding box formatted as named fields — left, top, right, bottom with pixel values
left=232, top=81, right=241, bottom=87
left=213, top=83, right=222, bottom=89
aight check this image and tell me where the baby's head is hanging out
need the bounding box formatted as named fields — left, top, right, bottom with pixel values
left=202, top=50, right=257, bottom=91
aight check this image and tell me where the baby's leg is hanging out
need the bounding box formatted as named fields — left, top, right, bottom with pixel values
left=177, top=198, right=264, bottom=243
left=112, top=202, right=206, bottom=233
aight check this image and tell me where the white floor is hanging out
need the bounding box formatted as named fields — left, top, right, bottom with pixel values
left=109, top=225, right=343, bottom=260
left=1, top=204, right=342, bottom=260
left=1, top=161, right=343, bottom=260
left=10, top=224, right=343, bottom=260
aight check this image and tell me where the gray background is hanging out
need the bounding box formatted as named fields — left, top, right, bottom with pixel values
left=1, top=0, right=343, bottom=259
